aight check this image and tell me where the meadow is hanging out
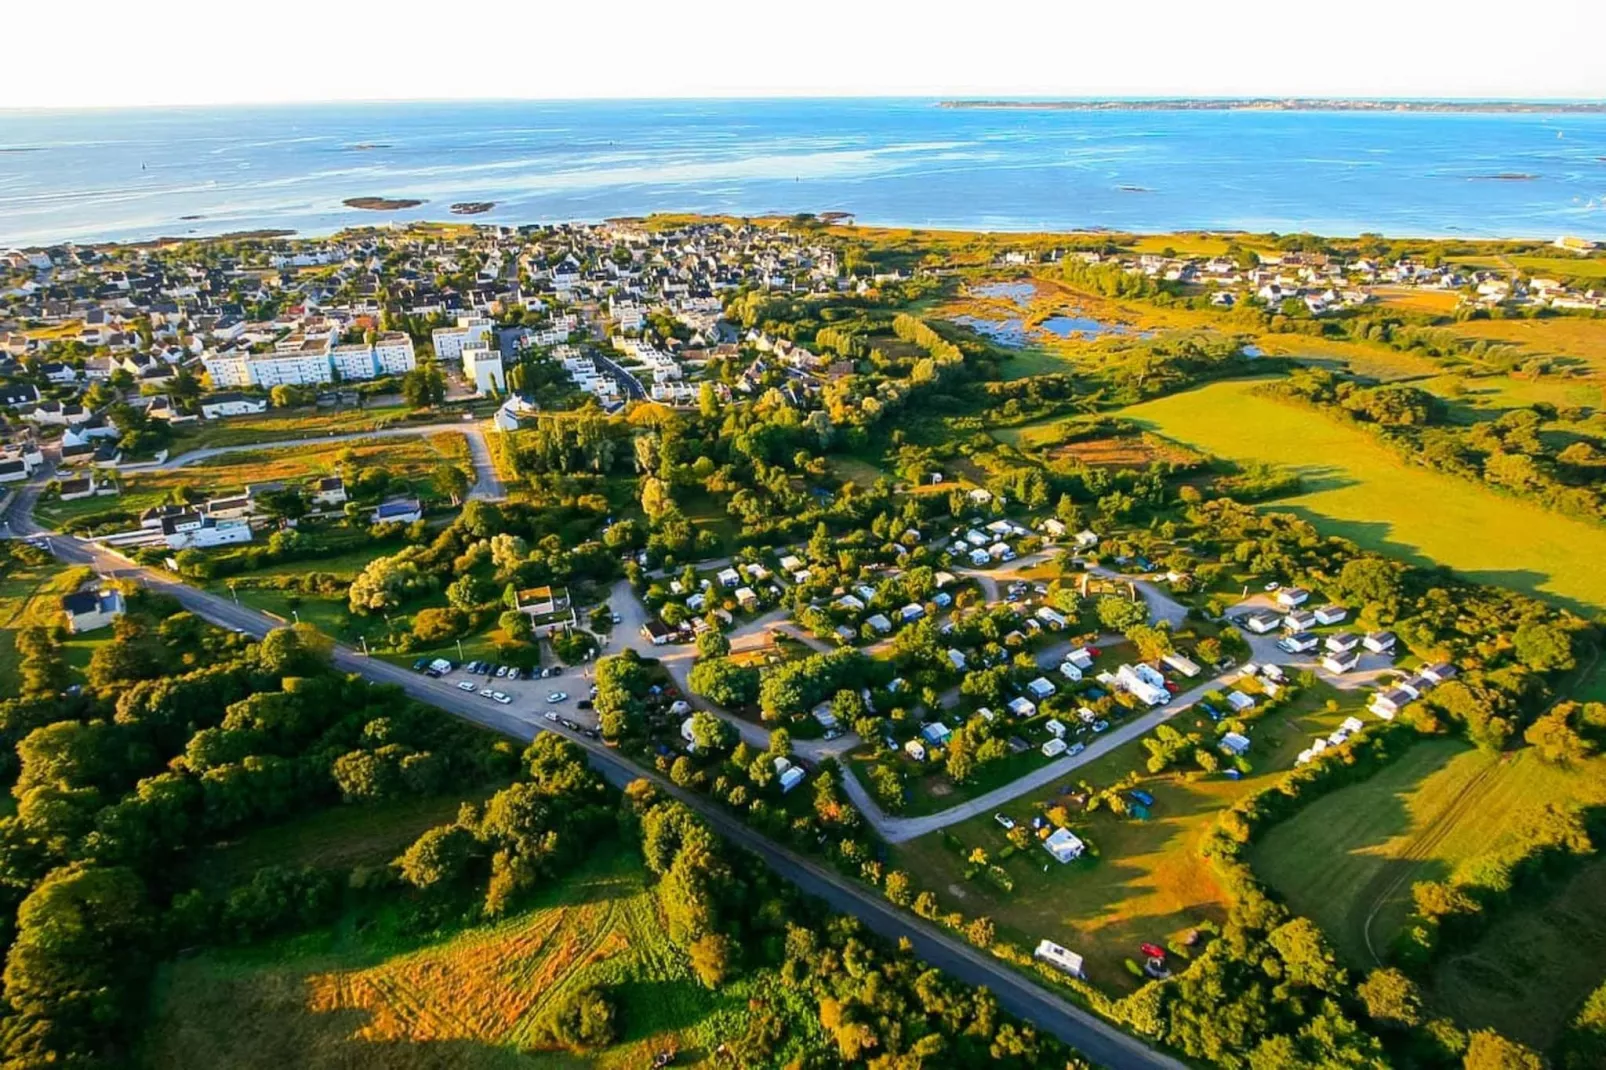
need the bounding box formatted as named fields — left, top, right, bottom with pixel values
left=142, top=848, right=822, bottom=1070
left=1448, top=315, right=1606, bottom=376
left=890, top=683, right=1360, bottom=990
left=1249, top=741, right=1606, bottom=1049
left=170, top=404, right=416, bottom=451
left=1116, top=379, right=1606, bottom=613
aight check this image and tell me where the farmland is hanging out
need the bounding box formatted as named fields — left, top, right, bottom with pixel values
left=142, top=848, right=821, bottom=1070
left=1117, top=378, right=1606, bottom=613
left=169, top=404, right=416, bottom=450
left=889, top=683, right=1360, bottom=990
left=1249, top=741, right=1606, bottom=1047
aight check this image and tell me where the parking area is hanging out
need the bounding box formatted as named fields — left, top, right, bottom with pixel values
left=410, top=656, right=602, bottom=733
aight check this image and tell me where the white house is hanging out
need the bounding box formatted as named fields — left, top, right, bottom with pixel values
left=946, top=648, right=967, bottom=671
left=61, top=588, right=124, bottom=633
left=372, top=497, right=423, bottom=524
left=1058, top=660, right=1084, bottom=682
left=1243, top=611, right=1282, bottom=635
left=200, top=392, right=268, bottom=419
left=1278, top=631, right=1319, bottom=655
left=1363, top=631, right=1397, bottom=654
left=1007, top=696, right=1037, bottom=718
left=1275, top=587, right=1310, bottom=608
left=163, top=514, right=253, bottom=550
left=1324, top=632, right=1361, bottom=654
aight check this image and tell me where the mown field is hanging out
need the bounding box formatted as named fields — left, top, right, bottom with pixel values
left=1117, top=379, right=1606, bottom=613
left=1249, top=741, right=1606, bottom=1048
left=142, top=848, right=821, bottom=1070
left=890, top=683, right=1361, bottom=990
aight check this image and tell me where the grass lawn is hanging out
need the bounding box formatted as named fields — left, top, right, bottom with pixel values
left=1249, top=742, right=1606, bottom=968
left=996, top=347, right=1081, bottom=380
left=141, top=847, right=822, bottom=1070
left=1429, top=853, right=1606, bottom=1051
left=185, top=790, right=501, bottom=894
left=0, top=558, right=100, bottom=698
left=889, top=683, right=1358, bottom=992
left=34, top=434, right=470, bottom=531
left=170, top=405, right=415, bottom=451
left=1118, top=378, right=1606, bottom=613
left=1450, top=316, right=1606, bottom=376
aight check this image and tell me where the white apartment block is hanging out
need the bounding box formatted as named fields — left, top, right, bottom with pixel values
left=432, top=316, right=492, bottom=362
left=246, top=350, right=335, bottom=388
left=462, top=341, right=506, bottom=394
left=330, top=343, right=379, bottom=380
left=373, top=332, right=417, bottom=375
left=202, top=332, right=416, bottom=388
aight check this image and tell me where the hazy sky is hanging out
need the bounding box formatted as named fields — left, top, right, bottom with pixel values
left=5, top=0, right=1605, bottom=109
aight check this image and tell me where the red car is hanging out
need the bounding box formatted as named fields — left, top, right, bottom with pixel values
left=1164, top=681, right=1178, bottom=693
left=1140, top=943, right=1167, bottom=960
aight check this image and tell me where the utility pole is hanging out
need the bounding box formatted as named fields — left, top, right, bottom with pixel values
left=229, top=583, right=239, bottom=605
left=359, top=635, right=369, bottom=656
left=455, top=638, right=464, bottom=661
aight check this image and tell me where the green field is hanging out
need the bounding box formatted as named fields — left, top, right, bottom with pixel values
left=1249, top=741, right=1606, bottom=1048
left=890, top=683, right=1358, bottom=989
left=170, top=405, right=415, bottom=450
left=1117, top=379, right=1606, bottom=612
left=142, top=848, right=821, bottom=1070
left=1250, top=741, right=1606, bottom=965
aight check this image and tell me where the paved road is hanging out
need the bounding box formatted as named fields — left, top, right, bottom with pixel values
left=158, top=421, right=507, bottom=501
left=29, top=535, right=1179, bottom=1070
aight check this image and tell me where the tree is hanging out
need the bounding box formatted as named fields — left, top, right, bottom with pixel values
left=640, top=477, right=672, bottom=522
left=543, top=985, right=619, bottom=1051
left=1513, top=620, right=1576, bottom=672
left=1357, top=967, right=1424, bottom=1029
left=1524, top=707, right=1594, bottom=765
left=687, top=710, right=736, bottom=756
left=432, top=464, right=471, bottom=505
left=687, top=932, right=731, bottom=988
left=1096, top=595, right=1147, bottom=633
left=1463, top=1030, right=1544, bottom=1070
left=695, top=628, right=730, bottom=658
left=396, top=824, right=481, bottom=891
left=412, top=607, right=467, bottom=644
left=401, top=364, right=446, bottom=409
left=687, top=658, right=759, bottom=708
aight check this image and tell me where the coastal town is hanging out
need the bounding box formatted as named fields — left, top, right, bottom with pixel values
left=0, top=212, right=1601, bottom=1070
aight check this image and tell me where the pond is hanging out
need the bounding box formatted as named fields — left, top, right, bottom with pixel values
left=971, top=281, right=1036, bottom=307
left=1037, top=314, right=1154, bottom=341
left=952, top=314, right=1028, bottom=347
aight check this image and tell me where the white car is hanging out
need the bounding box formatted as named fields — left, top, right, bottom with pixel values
left=546, top=691, right=568, bottom=703
left=994, top=813, right=1015, bottom=830
left=611, top=613, right=622, bottom=625
left=543, top=711, right=560, bottom=722
left=1092, top=720, right=1110, bottom=733
left=1264, top=581, right=1280, bottom=591
left=492, top=691, right=512, bottom=705
left=479, top=688, right=495, bottom=699
left=456, top=681, right=476, bottom=692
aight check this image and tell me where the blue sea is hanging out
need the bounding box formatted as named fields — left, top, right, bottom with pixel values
left=1, top=98, right=1604, bottom=246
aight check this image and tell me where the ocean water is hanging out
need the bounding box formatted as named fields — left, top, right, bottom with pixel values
left=1, top=98, right=1604, bottom=246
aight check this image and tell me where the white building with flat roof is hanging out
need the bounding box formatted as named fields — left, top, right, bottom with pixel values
left=432, top=316, right=492, bottom=362
left=463, top=341, right=505, bottom=395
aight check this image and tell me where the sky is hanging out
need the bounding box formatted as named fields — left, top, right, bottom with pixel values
left=5, top=0, right=1606, bottom=109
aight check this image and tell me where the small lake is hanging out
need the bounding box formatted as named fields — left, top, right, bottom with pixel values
left=971, top=281, right=1037, bottom=308
left=1038, top=314, right=1154, bottom=341
left=952, top=314, right=1028, bottom=347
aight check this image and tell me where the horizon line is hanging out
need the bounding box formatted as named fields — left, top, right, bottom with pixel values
left=6, top=92, right=1606, bottom=115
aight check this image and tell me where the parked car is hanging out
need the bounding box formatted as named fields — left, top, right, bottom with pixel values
left=560, top=718, right=579, bottom=731
left=457, top=681, right=476, bottom=692
left=577, top=699, right=594, bottom=710
left=412, top=658, right=430, bottom=672
left=492, top=692, right=511, bottom=705
left=543, top=711, right=560, bottom=722
left=994, top=813, right=1015, bottom=830
left=547, top=691, right=568, bottom=703
left=1092, top=720, right=1110, bottom=733
left=495, top=666, right=509, bottom=678
left=478, top=688, right=495, bottom=699
left=1067, top=742, right=1086, bottom=757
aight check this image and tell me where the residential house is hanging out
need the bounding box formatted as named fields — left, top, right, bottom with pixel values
left=61, top=588, right=125, bottom=633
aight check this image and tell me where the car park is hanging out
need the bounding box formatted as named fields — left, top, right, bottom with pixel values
left=495, top=666, right=508, bottom=678
left=560, top=718, right=579, bottom=731
left=479, top=688, right=494, bottom=698
left=544, top=711, right=560, bottom=722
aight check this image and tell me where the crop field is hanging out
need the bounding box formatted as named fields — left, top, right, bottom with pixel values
left=1249, top=742, right=1606, bottom=967
left=142, top=849, right=820, bottom=1070
left=890, top=684, right=1358, bottom=990
left=1118, top=378, right=1606, bottom=613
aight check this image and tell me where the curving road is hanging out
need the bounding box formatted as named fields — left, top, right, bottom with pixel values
left=22, top=528, right=1179, bottom=1070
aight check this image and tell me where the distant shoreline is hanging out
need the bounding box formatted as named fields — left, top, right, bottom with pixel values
left=940, top=99, right=1606, bottom=114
